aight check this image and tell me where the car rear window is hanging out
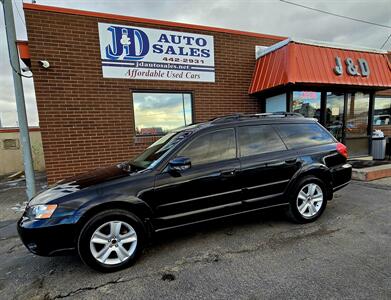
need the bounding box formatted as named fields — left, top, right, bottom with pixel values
left=238, top=125, right=286, bottom=157
left=275, top=123, right=334, bottom=149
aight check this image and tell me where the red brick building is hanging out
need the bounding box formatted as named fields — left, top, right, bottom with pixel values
left=21, top=4, right=391, bottom=183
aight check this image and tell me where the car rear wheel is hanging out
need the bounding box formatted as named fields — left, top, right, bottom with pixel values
left=286, top=176, right=327, bottom=223
left=78, top=209, right=145, bottom=272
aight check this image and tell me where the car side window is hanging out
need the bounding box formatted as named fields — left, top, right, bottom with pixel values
left=238, top=125, right=286, bottom=157
left=275, top=123, right=334, bottom=149
left=178, top=129, right=236, bottom=165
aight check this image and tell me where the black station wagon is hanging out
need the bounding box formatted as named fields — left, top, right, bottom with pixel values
left=18, top=113, right=352, bottom=272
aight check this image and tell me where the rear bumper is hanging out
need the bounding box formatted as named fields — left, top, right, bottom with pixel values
left=331, top=163, right=352, bottom=192
left=17, top=216, right=78, bottom=256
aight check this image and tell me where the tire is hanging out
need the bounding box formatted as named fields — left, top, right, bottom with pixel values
left=77, top=209, right=146, bottom=272
left=286, top=176, right=327, bottom=224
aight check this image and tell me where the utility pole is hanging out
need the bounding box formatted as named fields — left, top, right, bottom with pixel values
left=1, top=0, right=36, bottom=199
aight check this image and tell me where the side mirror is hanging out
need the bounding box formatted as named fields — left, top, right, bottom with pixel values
left=168, top=156, right=191, bottom=172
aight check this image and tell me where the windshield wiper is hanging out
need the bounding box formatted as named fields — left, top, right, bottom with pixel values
left=128, top=161, right=146, bottom=171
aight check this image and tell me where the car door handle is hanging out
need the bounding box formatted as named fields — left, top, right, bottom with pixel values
left=220, top=169, right=236, bottom=177
left=285, top=159, right=297, bottom=165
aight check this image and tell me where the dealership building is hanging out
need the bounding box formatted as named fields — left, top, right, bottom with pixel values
left=19, top=3, right=391, bottom=183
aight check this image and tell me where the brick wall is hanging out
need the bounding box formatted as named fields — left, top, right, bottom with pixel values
left=24, top=7, right=281, bottom=183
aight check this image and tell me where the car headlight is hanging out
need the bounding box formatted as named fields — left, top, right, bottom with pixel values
left=28, top=204, right=58, bottom=219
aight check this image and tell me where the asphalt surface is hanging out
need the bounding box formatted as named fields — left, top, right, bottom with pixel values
left=0, top=180, right=390, bottom=300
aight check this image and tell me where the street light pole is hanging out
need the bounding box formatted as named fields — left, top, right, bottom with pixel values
left=1, top=0, right=36, bottom=199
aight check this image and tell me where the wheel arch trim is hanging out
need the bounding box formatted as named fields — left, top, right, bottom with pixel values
left=74, top=196, right=154, bottom=236
left=286, top=164, right=333, bottom=200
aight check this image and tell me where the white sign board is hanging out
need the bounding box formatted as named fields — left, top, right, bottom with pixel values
left=98, top=23, right=215, bottom=82
left=332, top=107, right=340, bottom=116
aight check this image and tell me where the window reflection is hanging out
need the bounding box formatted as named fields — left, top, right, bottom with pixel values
left=292, top=91, right=321, bottom=120
left=326, top=92, right=344, bottom=142
left=373, top=97, right=391, bottom=125
left=344, top=92, right=370, bottom=156
left=276, top=123, right=334, bottom=149
left=178, top=129, right=236, bottom=165
left=133, top=92, right=192, bottom=135
left=238, top=125, right=286, bottom=157
left=265, top=93, right=286, bottom=112
left=346, top=92, right=369, bottom=137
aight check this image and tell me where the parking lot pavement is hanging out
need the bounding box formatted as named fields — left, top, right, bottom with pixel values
left=0, top=181, right=390, bottom=300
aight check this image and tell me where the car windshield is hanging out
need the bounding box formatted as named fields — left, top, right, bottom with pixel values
left=130, top=129, right=193, bottom=169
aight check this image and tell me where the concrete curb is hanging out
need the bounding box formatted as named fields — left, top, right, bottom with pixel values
left=352, top=164, right=391, bottom=181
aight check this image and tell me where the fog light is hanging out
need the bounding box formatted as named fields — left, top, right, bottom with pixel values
left=27, top=242, right=38, bottom=253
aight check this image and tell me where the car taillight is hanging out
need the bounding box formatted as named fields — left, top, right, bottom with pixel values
left=336, top=142, right=348, bottom=158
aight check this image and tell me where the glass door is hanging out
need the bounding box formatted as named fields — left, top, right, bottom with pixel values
left=325, top=92, right=345, bottom=142
left=345, top=92, right=370, bottom=156
left=325, top=92, right=370, bottom=156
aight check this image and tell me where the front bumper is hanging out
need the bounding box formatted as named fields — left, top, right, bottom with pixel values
left=17, top=216, right=79, bottom=256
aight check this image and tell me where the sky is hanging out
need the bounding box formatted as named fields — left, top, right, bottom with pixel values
left=0, top=0, right=390, bottom=127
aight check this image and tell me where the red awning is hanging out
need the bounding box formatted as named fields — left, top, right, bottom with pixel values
left=249, top=40, right=391, bottom=94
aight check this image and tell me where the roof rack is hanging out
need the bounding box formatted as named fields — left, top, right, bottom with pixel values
left=255, top=112, right=304, bottom=117
left=210, top=112, right=304, bottom=124
left=209, top=114, right=243, bottom=123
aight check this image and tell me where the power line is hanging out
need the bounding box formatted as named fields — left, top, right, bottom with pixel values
left=380, top=33, right=391, bottom=49
left=279, top=0, right=391, bottom=29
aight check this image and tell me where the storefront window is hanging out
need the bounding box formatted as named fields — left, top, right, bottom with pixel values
left=133, top=92, right=192, bottom=136
left=325, top=92, right=345, bottom=142
left=265, top=93, right=286, bottom=112
left=292, top=91, right=321, bottom=120
left=343, top=92, right=370, bottom=156
left=373, top=97, right=391, bottom=125
left=346, top=92, right=369, bottom=137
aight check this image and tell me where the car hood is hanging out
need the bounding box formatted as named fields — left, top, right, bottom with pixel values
left=29, top=162, right=138, bottom=206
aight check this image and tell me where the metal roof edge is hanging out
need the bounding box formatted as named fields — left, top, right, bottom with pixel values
left=256, top=38, right=388, bottom=60
left=292, top=38, right=389, bottom=54
left=255, top=38, right=291, bottom=59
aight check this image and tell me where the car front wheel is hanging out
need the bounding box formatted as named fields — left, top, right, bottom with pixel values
left=78, top=209, right=145, bottom=272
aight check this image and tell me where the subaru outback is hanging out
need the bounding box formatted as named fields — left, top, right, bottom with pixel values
left=18, top=113, right=352, bottom=272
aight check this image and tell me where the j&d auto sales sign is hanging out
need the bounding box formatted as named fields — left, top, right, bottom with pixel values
left=98, top=23, right=215, bottom=82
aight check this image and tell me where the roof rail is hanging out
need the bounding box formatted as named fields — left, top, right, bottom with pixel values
left=256, top=112, right=304, bottom=117
left=209, top=114, right=244, bottom=123
left=210, top=112, right=304, bottom=124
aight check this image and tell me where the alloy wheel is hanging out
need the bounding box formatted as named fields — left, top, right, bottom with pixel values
left=89, top=220, right=137, bottom=265
left=296, top=183, right=323, bottom=218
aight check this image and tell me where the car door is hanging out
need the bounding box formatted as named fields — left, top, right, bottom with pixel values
left=151, top=128, right=242, bottom=230
left=237, top=124, right=300, bottom=208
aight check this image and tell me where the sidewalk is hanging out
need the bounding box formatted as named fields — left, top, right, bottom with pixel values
left=0, top=172, right=47, bottom=221
left=350, top=159, right=391, bottom=181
